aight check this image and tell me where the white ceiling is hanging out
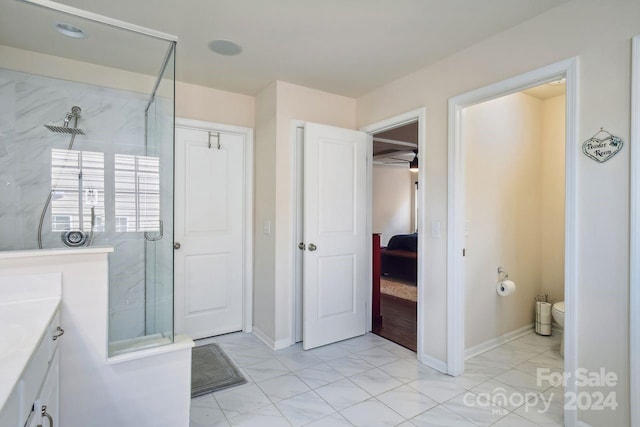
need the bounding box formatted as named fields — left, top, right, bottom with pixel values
left=1, top=0, right=568, bottom=97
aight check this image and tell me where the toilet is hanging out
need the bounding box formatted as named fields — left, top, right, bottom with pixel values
left=551, top=301, right=565, bottom=356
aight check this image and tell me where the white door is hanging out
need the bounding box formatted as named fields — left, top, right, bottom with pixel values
left=174, top=127, right=245, bottom=339
left=302, top=122, right=369, bottom=350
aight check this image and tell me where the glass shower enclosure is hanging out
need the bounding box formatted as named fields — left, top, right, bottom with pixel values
left=0, top=0, right=177, bottom=356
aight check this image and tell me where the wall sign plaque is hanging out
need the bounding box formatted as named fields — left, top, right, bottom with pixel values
left=582, top=128, right=623, bottom=163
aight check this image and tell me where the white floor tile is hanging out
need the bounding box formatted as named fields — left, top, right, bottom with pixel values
left=442, top=392, right=508, bottom=426
left=227, top=404, right=292, bottom=426
left=308, top=344, right=353, bottom=362
left=355, top=346, right=400, bottom=367
left=339, top=399, right=406, bottom=427
left=407, top=374, right=468, bottom=403
left=214, top=383, right=272, bottom=418
left=491, top=412, right=542, bottom=426
left=513, top=359, right=563, bottom=381
left=464, top=356, right=511, bottom=377
left=275, top=350, right=323, bottom=371
left=514, top=387, right=564, bottom=426
left=276, top=391, right=336, bottom=426
left=305, top=412, right=354, bottom=426
left=381, top=343, right=417, bottom=359
left=190, top=394, right=227, bottom=426
left=409, top=405, right=476, bottom=427
left=377, top=385, right=437, bottom=419
left=315, top=378, right=372, bottom=411
left=326, top=355, right=376, bottom=377
left=295, top=363, right=345, bottom=389
left=337, top=334, right=387, bottom=353
left=230, top=353, right=276, bottom=368
left=527, top=350, right=564, bottom=370
left=477, top=346, right=532, bottom=367
left=190, top=331, right=565, bottom=427
left=515, top=332, right=560, bottom=349
left=470, top=379, right=530, bottom=411
left=378, top=359, right=437, bottom=383
left=494, top=369, right=550, bottom=394
left=257, top=373, right=311, bottom=402
left=350, top=368, right=403, bottom=395
left=243, top=358, right=290, bottom=382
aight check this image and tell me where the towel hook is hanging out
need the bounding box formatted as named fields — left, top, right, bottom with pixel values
left=208, top=132, right=221, bottom=150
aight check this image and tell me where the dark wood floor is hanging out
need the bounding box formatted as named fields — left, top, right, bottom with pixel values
left=372, top=294, right=417, bottom=352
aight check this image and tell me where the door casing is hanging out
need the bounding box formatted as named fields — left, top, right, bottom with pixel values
left=360, top=108, right=427, bottom=365
left=290, top=110, right=426, bottom=362
left=447, top=58, right=579, bottom=426
left=630, top=34, right=640, bottom=427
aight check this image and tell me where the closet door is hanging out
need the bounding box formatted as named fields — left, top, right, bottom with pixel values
left=174, top=127, right=245, bottom=339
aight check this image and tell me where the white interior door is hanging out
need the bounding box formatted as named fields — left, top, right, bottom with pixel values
left=302, top=122, right=369, bottom=350
left=174, top=127, right=245, bottom=340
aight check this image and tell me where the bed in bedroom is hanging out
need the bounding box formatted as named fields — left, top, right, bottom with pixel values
left=380, top=233, right=418, bottom=283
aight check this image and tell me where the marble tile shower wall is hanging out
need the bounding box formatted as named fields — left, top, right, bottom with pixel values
left=0, top=68, right=159, bottom=342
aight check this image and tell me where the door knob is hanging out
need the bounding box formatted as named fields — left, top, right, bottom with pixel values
left=308, top=243, right=317, bottom=251
left=174, top=242, right=181, bottom=250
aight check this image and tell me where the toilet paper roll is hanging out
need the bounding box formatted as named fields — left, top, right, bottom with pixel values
left=496, top=280, right=516, bottom=296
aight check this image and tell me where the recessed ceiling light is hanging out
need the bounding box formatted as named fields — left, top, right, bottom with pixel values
left=208, top=40, right=242, bottom=56
left=55, top=23, right=87, bottom=39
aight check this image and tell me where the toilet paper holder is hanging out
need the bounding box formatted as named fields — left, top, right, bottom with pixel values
left=497, top=266, right=509, bottom=281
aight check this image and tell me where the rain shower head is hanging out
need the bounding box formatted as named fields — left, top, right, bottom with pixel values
left=44, top=106, right=85, bottom=135
left=44, top=125, right=85, bottom=135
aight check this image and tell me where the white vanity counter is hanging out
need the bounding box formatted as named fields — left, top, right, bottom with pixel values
left=0, top=273, right=62, bottom=424
left=0, top=297, right=60, bottom=412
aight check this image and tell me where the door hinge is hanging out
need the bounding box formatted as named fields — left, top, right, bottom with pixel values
left=463, top=248, right=466, bottom=256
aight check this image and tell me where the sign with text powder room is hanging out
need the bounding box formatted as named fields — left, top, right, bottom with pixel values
left=582, top=128, right=624, bottom=163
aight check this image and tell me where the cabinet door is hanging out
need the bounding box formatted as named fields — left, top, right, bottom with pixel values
left=37, top=351, right=59, bottom=427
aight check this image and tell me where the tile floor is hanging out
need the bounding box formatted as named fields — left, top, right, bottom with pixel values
left=190, top=331, right=564, bottom=426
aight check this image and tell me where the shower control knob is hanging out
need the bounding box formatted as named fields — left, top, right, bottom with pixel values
left=174, top=242, right=181, bottom=250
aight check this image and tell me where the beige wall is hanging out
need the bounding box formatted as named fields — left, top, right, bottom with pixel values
left=253, top=82, right=278, bottom=340
left=464, top=93, right=544, bottom=349
left=541, top=95, right=566, bottom=300
left=356, top=1, right=633, bottom=423
left=372, top=164, right=414, bottom=246
left=463, top=92, right=565, bottom=349
left=252, top=81, right=356, bottom=344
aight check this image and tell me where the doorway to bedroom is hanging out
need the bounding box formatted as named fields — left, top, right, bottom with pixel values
left=370, top=120, right=419, bottom=351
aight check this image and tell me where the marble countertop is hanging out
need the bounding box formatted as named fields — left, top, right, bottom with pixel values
left=0, top=246, right=113, bottom=259
left=0, top=273, right=62, bottom=414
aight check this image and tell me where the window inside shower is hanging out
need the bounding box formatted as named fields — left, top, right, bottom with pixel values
left=0, top=1, right=176, bottom=356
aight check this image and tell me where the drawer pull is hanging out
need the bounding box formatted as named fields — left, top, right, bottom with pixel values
left=52, top=326, right=64, bottom=341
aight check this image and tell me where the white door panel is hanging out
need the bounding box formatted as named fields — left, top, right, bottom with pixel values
left=303, top=122, right=368, bottom=350
left=175, top=127, right=245, bottom=339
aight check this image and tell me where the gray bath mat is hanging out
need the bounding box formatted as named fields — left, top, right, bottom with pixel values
left=191, top=343, right=247, bottom=397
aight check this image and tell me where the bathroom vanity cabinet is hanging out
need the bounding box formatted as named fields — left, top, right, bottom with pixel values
left=0, top=305, right=62, bottom=427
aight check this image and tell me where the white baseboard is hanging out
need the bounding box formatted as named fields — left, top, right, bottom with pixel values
left=420, top=353, right=448, bottom=374
left=252, top=327, right=291, bottom=351
left=465, top=323, right=534, bottom=360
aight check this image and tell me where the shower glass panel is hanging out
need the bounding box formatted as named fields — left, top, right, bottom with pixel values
left=0, top=1, right=177, bottom=356
left=143, top=45, right=175, bottom=346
